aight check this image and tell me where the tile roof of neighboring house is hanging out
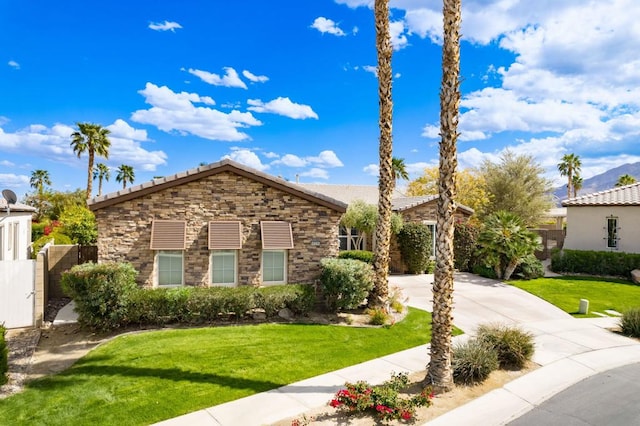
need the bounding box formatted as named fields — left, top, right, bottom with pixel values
left=562, top=182, right=640, bottom=206
left=87, top=159, right=348, bottom=212
left=0, top=198, right=36, bottom=213
left=299, top=184, right=474, bottom=215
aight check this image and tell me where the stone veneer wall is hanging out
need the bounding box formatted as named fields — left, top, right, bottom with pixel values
left=93, top=171, right=342, bottom=287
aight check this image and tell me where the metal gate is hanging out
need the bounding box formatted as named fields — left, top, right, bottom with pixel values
left=0, top=260, right=35, bottom=328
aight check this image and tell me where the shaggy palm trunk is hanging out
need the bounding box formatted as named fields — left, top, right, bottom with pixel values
left=428, top=0, right=461, bottom=392
left=371, top=0, right=394, bottom=306
left=86, top=150, right=95, bottom=200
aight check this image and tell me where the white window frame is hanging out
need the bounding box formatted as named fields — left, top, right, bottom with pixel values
left=156, top=250, right=184, bottom=287
left=262, top=249, right=287, bottom=285
left=210, top=249, right=237, bottom=287
left=338, top=226, right=365, bottom=251
left=423, top=220, right=437, bottom=259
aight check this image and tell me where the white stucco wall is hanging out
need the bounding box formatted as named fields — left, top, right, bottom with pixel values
left=0, top=213, right=33, bottom=260
left=564, top=206, right=640, bottom=253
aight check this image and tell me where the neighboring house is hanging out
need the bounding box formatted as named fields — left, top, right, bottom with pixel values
left=562, top=182, right=640, bottom=253
left=300, top=184, right=474, bottom=272
left=0, top=197, right=36, bottom=260
left=88, top=160, right=347, bottom=288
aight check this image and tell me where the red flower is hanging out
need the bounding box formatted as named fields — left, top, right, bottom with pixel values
left=401, top=411, right=412, bottom=420
left=329, top=399, right=342, bottom=408
left=44, top=226, right=52, bottom=236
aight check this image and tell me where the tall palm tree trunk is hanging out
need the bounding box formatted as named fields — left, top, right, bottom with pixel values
left=371, top=0, right=394, bottom=306
left=428, top=0, right=461, bottom=392
left=86, top=151, right=95, bottom=200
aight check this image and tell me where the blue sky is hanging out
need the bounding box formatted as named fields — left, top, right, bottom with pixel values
left=1, top=0, right=639, bottom=198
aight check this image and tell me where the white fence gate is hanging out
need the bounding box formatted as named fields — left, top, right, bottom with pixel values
left=0, top=260, right=35, bottom=328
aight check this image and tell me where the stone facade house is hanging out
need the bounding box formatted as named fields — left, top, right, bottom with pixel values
left=562, top=182, right=640, bottom=253
left=88, top=160, right=347, bottom=288
left=299, top=184, right=474, bottom=273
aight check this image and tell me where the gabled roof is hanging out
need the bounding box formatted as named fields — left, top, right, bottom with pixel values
left=298, top=183, right=405, bottom=205
left=88, top=159, right=348, bottom=212
left=562, top=182, right=640, bottom=206
left=0, top=198, right=36, bottom=213
left=299, top=184, right=474, bottom=215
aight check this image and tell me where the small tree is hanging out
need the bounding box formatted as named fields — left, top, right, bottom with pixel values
left=341, top=200, right=403, bottom=250
left=476, top=211, right=541, bottom=280
left=59, top=204, right=98, bottom=245
left=397, top=222, right=432, bottom=274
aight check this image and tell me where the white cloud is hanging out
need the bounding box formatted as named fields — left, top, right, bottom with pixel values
left=300, top=168, right=329, bottom=179
left=131, top=82, right=261, bottom=142
left=106, top=119, right=148, bottom=141
left=363, top=65, right=377, bottom=76
left=242, top=70, right=269, bottom=83
left=0, top=159, right=14, bottom=167
left=247, top=97, right=318, bottom=119
left=222, top=149, right=269, bottom=171
left=0, top=173, right=29, bottom=188
left=148, top=21, right=182, bottom=32
left=311, top=17, right=346, bottom=36
left=390, top=21, right=409, bottom=50
left=406, top=161, right=434, bottom=175
left=263, top=151, right=279, bottom=159
left=307, top=150, right=343, bottom=167
left=188, top=67, right=247, bottom=89
left=7, top=60, right=19, bottom=70
left=273, top=154, right=307, bottom=167
left=363, top=164, right=379, bottom=176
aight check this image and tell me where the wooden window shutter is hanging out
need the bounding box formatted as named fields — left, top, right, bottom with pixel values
left=260, top=221, right=294, bottom=249
left=209, top=221, right=243, bottom=249
left=150, top=220, right=187, bottom=250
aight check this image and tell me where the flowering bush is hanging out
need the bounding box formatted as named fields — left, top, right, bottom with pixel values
left=329, top=372, right=433, bottom=422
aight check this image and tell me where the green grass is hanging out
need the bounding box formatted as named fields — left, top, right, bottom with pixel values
left=509, top=276, right=640, bottom=318
left=0, top=308, right=435, bottom=426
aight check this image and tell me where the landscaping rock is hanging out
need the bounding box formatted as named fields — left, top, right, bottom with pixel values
left=278, top=308, right=293, bottom=320
left=632, top=269, right=640, bottom=284
left=252, top=310, right=267, bottom=321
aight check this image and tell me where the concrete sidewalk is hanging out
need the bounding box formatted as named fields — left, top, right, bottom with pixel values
left=152, top=273, right=640, bottom=426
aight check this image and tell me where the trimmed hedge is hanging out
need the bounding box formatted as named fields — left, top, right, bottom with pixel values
left=397, top=222, right=432, bottom=274
left=454, top=220, right=480, bottom=272
left=551, top=249, right=640, bottom=278
left=338, top=250, right=374, bottom=264
left=61, top=261, right=316, bottom=330
left=0, top=324, right=7, bottom=386
left=320, top=258, right=374, bottom=312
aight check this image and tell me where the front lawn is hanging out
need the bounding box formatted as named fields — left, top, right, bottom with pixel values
left=0, top=308, right=433, bottom=425
left=509, top=276, right=640, bottom=318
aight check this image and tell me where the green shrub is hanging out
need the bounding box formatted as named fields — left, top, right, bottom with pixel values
left=329, top=372, right=432, bottom=422
left=338, top=250, right=374, bottom=264
left=472, top=264, right=498, bottom=279
left=58, top=204, right=98, bottom=245
left=0, top=324, right=7, bottom=386
left=320, top=258, right=374, bottom=312
left=551, top=249, right=640, bottom=278
left=397, top=222, right=432, bottom=274
left=454, top=220, right=480, bottom=272
left=452, top=338, right=499, bottom=385
left=61, top=262, right=139, bottom=330
left=254, top=285, right=315, bottom=316
left=366, top=307, right=390, bottom=325
left=476, top=324, right=534, bottom=369
left=31, top=222, right=47, bottom=242
left=514, top=254, right=545, bottom=280
left=620, top=307, right=640, bottom=338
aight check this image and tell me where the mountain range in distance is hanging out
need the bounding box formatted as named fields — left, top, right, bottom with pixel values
left=553, top=161, right=640, bottom=204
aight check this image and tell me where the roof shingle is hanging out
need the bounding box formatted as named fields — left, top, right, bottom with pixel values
left=562, top=182, right=640, bottom=206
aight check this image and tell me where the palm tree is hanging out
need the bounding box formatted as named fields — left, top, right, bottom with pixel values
left=615, top=174, right=637, bottom=187
left=428, top=0, right=461, bottom=393
left=370, top=0, right=394, bottom=307
left=392, top=157, right=409, bottom=185
left=70, top=123, right=111, bottom=200
left=557, top=153, right=581, bottom=199
left=572, top=175, right=583, bottom=197
left=116, top=165, right=135, bottom=189
left=93, top=163, right=111, bottom=196
left=30, top=169, right=51, bottom=220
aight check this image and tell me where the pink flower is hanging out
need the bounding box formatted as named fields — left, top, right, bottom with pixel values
left=329, top=399, right=342, bottom=408
left=401, top=411, right=412, bottom=420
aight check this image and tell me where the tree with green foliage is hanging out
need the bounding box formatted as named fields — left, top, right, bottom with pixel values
left=29, top=169, right=51, bottom=221
left=93, top=163, right=111, bottom=196
left=391, top=157, right=409, bottom=183
left=397, top=222, right=432, bottom=274
left=116, top=164, right=135, bottom=189
left=341, top=200, right=403, bottom=250
left=59, top=204, right=98, bottom=245
left=557, top=153, right=581, bottom=199
left=571, top=175, right=583, bottom=197
left=71, top=123, right=111, bottom=200
left=615, top=174, right=637, bottom=187
left=476, top=211, right=541, bottom=281
left=480, top=150, right=553, bottom=226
